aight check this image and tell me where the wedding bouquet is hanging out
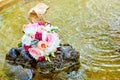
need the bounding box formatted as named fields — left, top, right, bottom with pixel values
left=22, top=22, right=60, bottom=62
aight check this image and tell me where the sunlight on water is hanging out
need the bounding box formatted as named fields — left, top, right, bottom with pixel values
left=0, top=0, right=120, bottom=80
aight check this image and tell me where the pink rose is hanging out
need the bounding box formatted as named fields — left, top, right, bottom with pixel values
left=35, top=32, right=42, bottom=41
left=45, top=33, right=54, bottom=46
left=37, top=26, right=46, bottom=32
left=24, top=44, right=31, bottom=52
left=28, top=23, right=39, bottom=28
left=28, top=47, right=43, bottom=60
left=37, top=41, right=47, bottom=50
left=38, top=56, right=45, bottom=62
left=38, top=22, right=44, bottom=26
left=30, top=34, right=35, bottom=39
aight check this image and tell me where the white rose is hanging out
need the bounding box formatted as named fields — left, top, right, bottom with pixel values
left=24, top=26, right=37, bottom=34
left=22, top=35, right=32, bottom=46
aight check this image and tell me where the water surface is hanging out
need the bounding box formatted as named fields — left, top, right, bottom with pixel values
left=0, top=0, right=120, bottom=80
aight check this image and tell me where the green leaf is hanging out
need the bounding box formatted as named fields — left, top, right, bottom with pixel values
left=51, top=29, right=58, bottom=33
left=18, top=42, right=22, bottom=48
left=47, top=57, right=51, bottom=62
left=45, top=56, right=51, bottom=62
left=45, top=56, right=48, bottom=61
left=31, top=40, right=39, bottom=46
left=51, top=52, right=55, bottom=57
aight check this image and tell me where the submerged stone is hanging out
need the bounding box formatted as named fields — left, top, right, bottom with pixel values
left=9, top=65, right=33, bottom=80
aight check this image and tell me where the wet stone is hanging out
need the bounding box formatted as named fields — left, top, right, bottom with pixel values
left=6, top=43, right=80, bottom=79
left=9, top=65, right=33, bottom=80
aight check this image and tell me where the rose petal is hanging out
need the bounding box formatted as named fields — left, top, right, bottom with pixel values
left=24, top=45, right=31, bottom=52
left=37, top=26, right=45, bottom=32
left=28, top=47, right=40, bottom=60
left=30, top=34, right=35, bottom=39
left=45, top=33, right=54, bottom=46
left=35, top=32, right=42, bottom=41
left=37, top=41, right=47, bottom=50
left=38, top=22, right=44, bottom=26
left=38, top=56, right=45, bottom=62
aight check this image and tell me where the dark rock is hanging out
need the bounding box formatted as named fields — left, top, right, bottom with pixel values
left=21, top=50, right=32, bottom=60
left=7, top=48, right=22, bottom=59
left=6, top=43, right=80, bottom=79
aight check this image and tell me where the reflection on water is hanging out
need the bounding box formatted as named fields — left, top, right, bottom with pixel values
left=0, top=0, right=120, bottom=80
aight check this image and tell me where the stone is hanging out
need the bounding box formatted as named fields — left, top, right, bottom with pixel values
left=6, top=44, right=80, bottom=79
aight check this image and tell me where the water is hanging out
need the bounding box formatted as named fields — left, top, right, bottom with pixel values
left=0, top=0, right=120, bottom=80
